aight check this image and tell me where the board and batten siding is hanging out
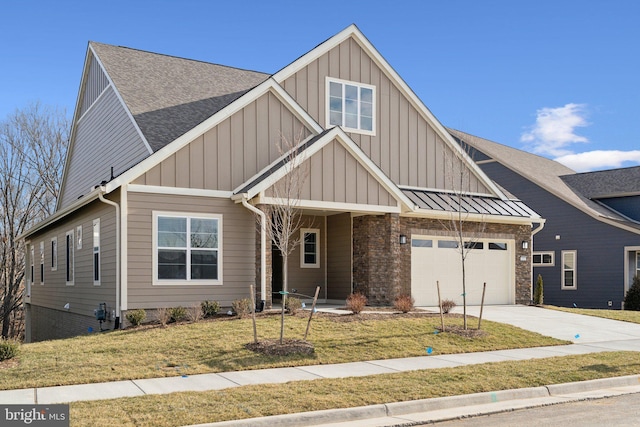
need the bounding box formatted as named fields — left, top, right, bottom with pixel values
left=27, top=198, right=118, bottom=318
left=133, top=91, right=311, bottom=192
left=281, top=37, right=490, bottom=195
left=327, top=213, right=352, bottom=300
left=126, top=192, right=255, bottom=308
left=60, top=85, right=150, bottom=209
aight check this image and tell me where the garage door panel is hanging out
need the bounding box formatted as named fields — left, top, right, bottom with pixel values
left=411, top=236, right=513, bottom=306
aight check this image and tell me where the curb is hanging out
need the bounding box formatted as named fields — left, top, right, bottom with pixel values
left=186, top=375, right=640, bottom=427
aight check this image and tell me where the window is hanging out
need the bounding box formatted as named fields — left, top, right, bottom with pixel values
left=154, top=213, right=221, bottom=284
left=562, top=250, right=577, bottom=290
left=327, top=78, right=375, bottom=134
left=29, top=245, right=35, bottom=286
left=636, top=251, right=639, bottom=276
left=489, top=242, right=508, bottom=251
left=76, top=225, right=83, bottom=250
left=411, top=239, right=433, bottom=248
left=93, top=219, right=100, bottom=285
left=438, top=240, right=459, bottom=249
left=51, top=237, right=57, bottom=271
left=533, top=251, right=554, bottom=266
left=39, top=241, right=44, bottom=285
left=301, top=228, right=320, bottom=268
left=65, top=230, right=74, bottom=285
left=464, top=241, right=484, bottom=250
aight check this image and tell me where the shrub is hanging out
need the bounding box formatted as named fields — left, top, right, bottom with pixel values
left=624, top=275, right=640, bottom=310
left=187, top=305, right=202, bottom=323
left=441, top=299, right=456, bottom=314
left=0, top=339, right=19, bottom=362
left=393, top=294, right=415, bottom=313
left=232, top=298, right=251, bottom=318
left=534, top=274, right=544, bottom=305
left=155, top=307, right=171, bottom=326
left=201, top=300, right=221, bottom=318
left=346, top=293, right=367, bottom=314
left=125, top=309, right=146, bottom=327
left=169, top=306, right=188, bottom=323
left=286, top=297, right=302, bottom=315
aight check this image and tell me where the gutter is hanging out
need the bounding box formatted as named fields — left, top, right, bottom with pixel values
left=97, top=186, right=121, bottom=329
left=233, top=193, right=267, bottom=309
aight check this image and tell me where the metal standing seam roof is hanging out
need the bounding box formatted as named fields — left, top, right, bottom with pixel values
left=401, top=189, right=539, bottom=218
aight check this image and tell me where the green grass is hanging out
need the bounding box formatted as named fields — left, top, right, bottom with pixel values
left=545, top=305, right=640, bottom=323
left=1, top=312, right=565, bottom=390
left=68, top=351, right=640, bottom=427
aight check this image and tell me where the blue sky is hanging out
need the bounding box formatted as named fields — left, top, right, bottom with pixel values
left=2, top=0, right=639, bottom=172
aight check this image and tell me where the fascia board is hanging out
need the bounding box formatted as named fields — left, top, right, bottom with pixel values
left=104, top=78, right=321, bottom=194
left=272, top=24, right=506, bottom=200
left=404, top=209, right=541, bottom=226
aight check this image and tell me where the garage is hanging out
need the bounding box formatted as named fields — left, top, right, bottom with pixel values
left=411, top=235, right=514, bottom=306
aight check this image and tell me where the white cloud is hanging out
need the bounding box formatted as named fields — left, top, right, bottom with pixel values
left=554, top=150, right=640, bottom=172
left=520, top=103, right=589, bottom=156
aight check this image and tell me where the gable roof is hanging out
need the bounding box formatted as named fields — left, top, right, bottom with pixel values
left=561, top=166, right=640, bottom=199
left=233, top=126, right=415, bottom=212
left=90, top=42, right=270, bottom=152
left=449, top=128, right=640, bottom=232
left=273, top=24, right=508, bottom=201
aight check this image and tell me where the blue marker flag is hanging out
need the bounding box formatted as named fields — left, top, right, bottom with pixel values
left=426, top=347, right=433, bottom=354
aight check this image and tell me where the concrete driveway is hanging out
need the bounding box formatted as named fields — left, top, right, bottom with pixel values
left=454, top=305, right=640, bottom=344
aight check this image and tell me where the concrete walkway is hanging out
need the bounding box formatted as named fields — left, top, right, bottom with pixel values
left=2, top=305, right=640, bottom=426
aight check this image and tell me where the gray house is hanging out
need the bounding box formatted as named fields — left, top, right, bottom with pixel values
left=21, top=25, right=541, bottom=342
left=450, top=129, right=640, bottom=309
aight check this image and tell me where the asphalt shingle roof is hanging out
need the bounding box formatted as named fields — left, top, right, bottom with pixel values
left=561, top=166, right=640, bottom=199
left=90, top=42, right=270, bottom=152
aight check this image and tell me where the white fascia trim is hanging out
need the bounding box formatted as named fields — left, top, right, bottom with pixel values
left=257, top=196, right=401, bottom=214
left=127, top=184, right=233, bottom=199
left=90, top=45, right=153, bottom=155
left=104, top=79, right=321, bottom=195
left=272, top=24, right=506, bottom=200
left=19, top=188, right=102, bottom=241
left=404, top=208, right=538, bottom=225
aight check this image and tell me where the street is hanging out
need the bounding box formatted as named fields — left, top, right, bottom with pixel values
left=430, top=392, right=640, bottom=426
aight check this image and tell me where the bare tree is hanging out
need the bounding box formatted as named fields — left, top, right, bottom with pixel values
left=0, top=103, right=69, bottom=338
left=440, top=146, right=486, bottom=330
left=261, top=131, right=310, bottom=344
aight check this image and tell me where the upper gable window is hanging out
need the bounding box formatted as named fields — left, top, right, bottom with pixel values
left=327, top=78, right=375, bottom=135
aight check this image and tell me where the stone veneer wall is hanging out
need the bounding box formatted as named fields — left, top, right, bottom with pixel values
left=353, top=214, right=532, bottom=306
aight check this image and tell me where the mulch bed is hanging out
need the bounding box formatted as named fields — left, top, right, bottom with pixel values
left=245, top=339, right=315, bottom=356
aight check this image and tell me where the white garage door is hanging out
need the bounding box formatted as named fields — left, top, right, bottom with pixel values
left=411, top=235, right=514, bottom=306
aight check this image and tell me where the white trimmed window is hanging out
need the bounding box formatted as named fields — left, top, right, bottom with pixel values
left=76, top=225, right=83, bottom=250
left=562, top=250, right=577, bottom=290
left=39, top=241, right=44, bottom=285
left=29, top=245, right=35, bottom=287
left=65, top=230, right=75, bottom=285
left=51, top=236, right=58, bottom=271
left=301, top=228, right=320, bottom=268
left=533, top=251, right=554, bottom=266
left=153, top=212, right=221, bottom=284
left=327, top=77, right=375, bottom=135
left=636, top=251, right=639, bottom=277
left=93, top=219, right=100, bottom=286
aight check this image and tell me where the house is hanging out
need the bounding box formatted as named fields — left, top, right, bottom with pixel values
left=21, top=25, right=541, bottom=342
left=449, top=129, right=640, bottom=309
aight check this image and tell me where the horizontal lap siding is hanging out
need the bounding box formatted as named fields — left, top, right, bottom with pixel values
left=285, top=216, right=326, bottom=300
left=127, top=192, right=255, bottom=308
left=327, top=213, right=352, bottom=299
left=282, top=37, right=490, bottom=195
left=61, top=86, right=149, bottom=208
left=27, top=198, right=118, bottom=319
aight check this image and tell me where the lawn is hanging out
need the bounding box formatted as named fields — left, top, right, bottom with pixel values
left=1, top=311, right=566, bottom=390
left=69, top=351, right=640, bottom=427
left=546, top=305, right=640, bottom=323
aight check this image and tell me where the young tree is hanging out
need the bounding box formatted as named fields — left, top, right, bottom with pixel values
left=261, top=131, right=311, bottom=344
left=0, top=103, right=69, bottom=338
left=440, top=146, right=486, bottom=330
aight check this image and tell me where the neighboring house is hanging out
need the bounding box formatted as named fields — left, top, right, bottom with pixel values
left=21, top=25, right=541, bottom=342
left=449, top=129, right=640, bottom=309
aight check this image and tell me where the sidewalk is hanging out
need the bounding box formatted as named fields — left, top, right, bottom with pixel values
left=3, top=305, right=640, bottom=425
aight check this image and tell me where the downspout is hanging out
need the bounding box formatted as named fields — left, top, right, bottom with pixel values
left=238, top=195, right=267, bottom=309
left=98, top=186, right=121, bottom=329
left=530, top=219, right=546, bottom=302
